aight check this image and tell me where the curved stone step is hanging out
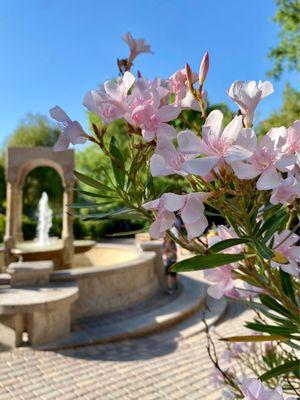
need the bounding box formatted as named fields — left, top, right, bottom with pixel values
left=34, top=272, right=226, bottom=350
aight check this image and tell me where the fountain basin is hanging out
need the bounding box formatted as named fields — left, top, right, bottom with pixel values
left=9, top=240, right=96, bottom=270
left=51, top=243, right=159, bottom=319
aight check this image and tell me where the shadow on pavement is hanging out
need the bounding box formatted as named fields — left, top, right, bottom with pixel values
left=54, top=300, right=247, bottom=362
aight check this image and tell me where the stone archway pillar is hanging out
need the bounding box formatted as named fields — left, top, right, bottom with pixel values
left=4, top=182, right=18, bottom=267
left=62, top=180, right=74, bottom=269
left=15, top=187, right=24, bottom=243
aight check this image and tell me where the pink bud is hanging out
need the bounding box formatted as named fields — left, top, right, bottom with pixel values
left=199, top=52, right=209, bottom=85
left=185, top=63, right=194, bottom=92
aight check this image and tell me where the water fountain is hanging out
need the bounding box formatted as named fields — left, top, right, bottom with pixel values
left=36, top=192, right=53, bottom=245
left=5, top=191, right=95, bottom=270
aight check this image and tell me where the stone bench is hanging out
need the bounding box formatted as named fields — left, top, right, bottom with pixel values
left=0, top=282, right=78, bottom=347
left=7, top=260, right=54, bottom=287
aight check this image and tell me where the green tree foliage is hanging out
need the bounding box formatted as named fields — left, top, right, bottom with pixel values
left=2, top=113, right=60, bottom=150
left=257, top=83, right=300, bottom=136
left=268, top=0, right=300, bottom=79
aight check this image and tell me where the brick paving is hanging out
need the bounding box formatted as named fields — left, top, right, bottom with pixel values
left=0, top=302, right=251, bottom=400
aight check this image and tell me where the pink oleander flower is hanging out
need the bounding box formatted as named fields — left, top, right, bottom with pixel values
left=50, top=106, right=87, bottom=152
left=143, top=192, right=209, bottom=240
left=123, top=32, right=153, bottom=65
left=150, top=130, right=204, bottom=177
left=228, top=80, right=274, bottom=127
left=169, top=68, right=201, bottom=111
left=271, top=230, right=300, bottom=276
left=282, top=120, right=300, bottom=166
left=83, top=71, right=135, bottom=124
left=240, top=378, right=295, bottom=400
left=203, top=264, right=238, bottom=299
left=130, top=103, right=180, bottom=142
left=270, top=175, right=300, bottom=205
left=128, top=77, right=169, bottom=111
left=232, top=127, right=296, bottom=190
left=181, top=110, right=253, bottom=177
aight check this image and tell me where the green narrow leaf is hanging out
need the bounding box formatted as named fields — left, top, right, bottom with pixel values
left=80, top=207, right=130, bottom=221
left=252, top=239, right=273, bottom=259
left=263, top=213, right=289, bottom=243
left=209, top=238, right=251, bottom=253
left=68, top=202, right=115, bottom=209
left=259, top=360, right=300, bottom=381
left=259, top=294, right=294, bottom=319
left=280, top=270, right=297, bottom=305
left=74, top=189, right=118, bottom=199
left=106, top=228, right=148, bottom=237
left=246, top=322, right=297, bottom=336
left=171, top=253, right=253, bottom=272
left=74, top=171, right=113, bottom=192
left=221, top=334, right=286, bottom=342
left=109, top=137, right=125, bottom=188
left=252, top=220, right=263, bottom=236
left=258, top=207, right=286, bottom=235
left=203, top=211, right=222, bottom=217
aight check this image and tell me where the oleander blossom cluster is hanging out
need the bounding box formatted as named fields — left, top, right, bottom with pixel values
left=50, top=33, right=299, bottom=288
left=50, top=32, right=299, bottom=398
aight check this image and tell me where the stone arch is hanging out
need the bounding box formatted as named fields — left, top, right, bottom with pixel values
left=4, top=147, right=75, bottom=269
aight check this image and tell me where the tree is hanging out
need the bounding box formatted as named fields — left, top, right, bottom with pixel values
left=257, top=83, right=300, bottom=136
left=268, top=0, right=300, bottom=79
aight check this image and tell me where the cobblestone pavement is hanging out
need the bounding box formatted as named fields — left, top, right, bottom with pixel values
left=0, top=303, right=251, bottom=400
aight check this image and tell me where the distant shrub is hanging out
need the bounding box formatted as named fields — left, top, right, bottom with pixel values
left=0, top=214, right=146, bottom=244
left=22, top=215, right=37, bottom=240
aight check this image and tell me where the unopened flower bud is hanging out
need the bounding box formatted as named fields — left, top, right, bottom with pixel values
left=199, top=51, right=209, bottom=86
left=185, top=63, right=195, bottom=92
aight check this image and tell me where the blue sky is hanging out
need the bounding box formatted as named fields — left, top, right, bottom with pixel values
left=0, top=0, right=295, bottom=147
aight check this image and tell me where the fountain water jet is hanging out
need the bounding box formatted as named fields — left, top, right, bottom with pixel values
left=36, top=192, right=53, bottom=245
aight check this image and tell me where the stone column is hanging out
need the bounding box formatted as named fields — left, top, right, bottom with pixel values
left=15, top=187, right=24, bottom=243
left=4, top=181, right=18, bottom=268
left=139, top=240, right=165, bottom=287
left=62, top=180, right=74, bottom=269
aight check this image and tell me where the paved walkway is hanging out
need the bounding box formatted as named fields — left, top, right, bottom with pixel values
left=0, top=302, right=251, bottom=400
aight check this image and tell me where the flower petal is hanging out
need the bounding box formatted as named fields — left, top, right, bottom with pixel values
left=181, top=194, right=205, bottom=224
left=231, top=161, right=259, bottom=179
left=225, top=145, right=253, bottom=163
left=185, top=215, right=208, bottom=240
left=258, top=80, right=274, bottom=98
left=50, top=106, right=71, bottom=122
left=177, top=130, right=202, bottom=154
left=150, top=154, right=174, bottom=176
left=222, top=115, right=243, bottom=142
left=156, top=123, right=177, bottom=139
left=163, top=193, right=185, bottom=212
left=182, top=156, right=219, bottom=176
left=157, top=105, right=180, bottom=122
left=122, top=71, right=135, bottom=93
left=143, top=198, right=160, bottom=210
left=65, top=122, right=86, bottom=145
left=256, top=167, right=281, bottom=190
left=53, top=134, right=70, bottom=152
left=235, top=128, right=257, bottom=152
left=202, top=110, right=223, bottom=141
